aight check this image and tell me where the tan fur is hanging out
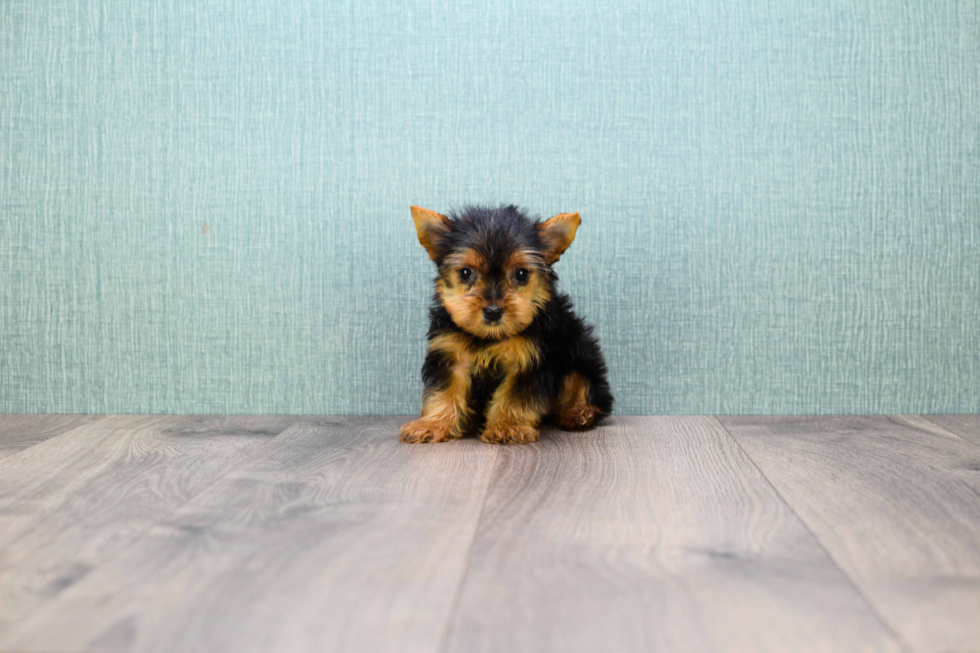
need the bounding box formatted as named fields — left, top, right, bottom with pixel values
left=538, top=212, right=581, bottom=263
left=427, top=332, right=541, bottom=376
left=404, top=211, right=592, bottom=445
left=443, top=249, right=487, bottom=272
left=402, top=331, right=546, bottom=444
left=553, top=372, right=599, bottom=430
left=478, top=332, right=548, bottom=445
left=474, top=336, right=541, bottom=373
left=481, top=372, right=548, bottom=445
left=410, top=206, right=449, bottom=261
left=399, top=334, right=473, bottom=443
left=437, top=247, right=552, bottom=340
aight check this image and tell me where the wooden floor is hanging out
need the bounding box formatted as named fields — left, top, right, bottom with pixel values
left=0, top=415, right=978, bottom=653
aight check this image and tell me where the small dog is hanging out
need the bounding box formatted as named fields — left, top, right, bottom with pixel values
left=400, top=204, right=613, bottom=445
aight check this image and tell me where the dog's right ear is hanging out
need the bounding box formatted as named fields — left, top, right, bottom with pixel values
left=411, top=206, right=450, bottom=261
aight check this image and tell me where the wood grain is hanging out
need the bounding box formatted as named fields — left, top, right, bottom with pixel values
left=0, top=415, right=295, bottom=632
left=920, top=415, right=980, bottom=448
left=443, top=416, right=903, bottom=653
left=1, top=417, right=499, bottom=653
left=0, top=414, right=99, bottom=461
left=719, top=415, right=980, bottom=653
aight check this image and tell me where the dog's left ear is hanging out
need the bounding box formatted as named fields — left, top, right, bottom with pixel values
left=538, top=212, right=581, bottom=263
left=411, top=206, right=450, bottom=261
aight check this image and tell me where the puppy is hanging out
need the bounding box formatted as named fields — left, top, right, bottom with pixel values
left=400, top=204, right=613, bottom=445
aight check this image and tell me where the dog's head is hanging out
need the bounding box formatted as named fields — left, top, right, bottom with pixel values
left=411, top=204, right=580, bottom=340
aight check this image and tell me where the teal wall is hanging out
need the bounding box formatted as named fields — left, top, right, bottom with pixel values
left=2, top=1, right=978, bottom=415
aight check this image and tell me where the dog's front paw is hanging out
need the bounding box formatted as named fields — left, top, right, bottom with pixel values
left=399, top=418, right=457, bottom=444
left=480, top=423, right=539, bottom=445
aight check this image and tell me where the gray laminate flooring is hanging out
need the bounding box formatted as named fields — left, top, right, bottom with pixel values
left=0, top=414, right=977, bottom=653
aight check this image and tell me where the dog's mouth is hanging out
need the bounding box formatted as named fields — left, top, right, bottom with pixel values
left=473, top=316, right=510, bottom=340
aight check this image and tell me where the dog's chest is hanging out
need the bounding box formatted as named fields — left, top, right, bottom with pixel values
left=430, top=331, right=541, bottom=377
left=469, top=336, right=540, bottom=375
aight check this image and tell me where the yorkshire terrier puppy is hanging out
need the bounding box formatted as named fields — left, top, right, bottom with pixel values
left=400, top=204, right=613, bottom=445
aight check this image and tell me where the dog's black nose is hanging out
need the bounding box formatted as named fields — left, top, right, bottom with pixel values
left=483, top=305, right=504, bottom=323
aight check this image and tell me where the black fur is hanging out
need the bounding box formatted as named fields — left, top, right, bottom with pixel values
left=420, top=204, right=613, bottom=429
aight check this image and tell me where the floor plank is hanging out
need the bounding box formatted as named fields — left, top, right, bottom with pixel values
left=719, top=415, right=980, bottom=653
left=921, top=414, right=980, bottom=448
left=1, top=417, right=499, bottom=653
left=0, top=415, right=295, bottom=632
left=443, top=416, right=904, bottom=653
left=0, top=414, right=99, bottom=461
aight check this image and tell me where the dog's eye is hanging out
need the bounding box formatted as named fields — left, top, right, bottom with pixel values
left=458, top=267, right=473, bottom=283
left=514, top=268, right=530, bottom=284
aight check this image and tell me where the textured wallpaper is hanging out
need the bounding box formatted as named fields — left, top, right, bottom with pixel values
left=1, top=1, right=978, bottom=415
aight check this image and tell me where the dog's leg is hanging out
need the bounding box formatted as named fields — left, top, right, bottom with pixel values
left=479, top=373, right=547, bottom=445
left=553, top=371, right=602, bottom=430
left=399, top=385, right=469, bottom=444
left=400, top=352, right=471, bottom=444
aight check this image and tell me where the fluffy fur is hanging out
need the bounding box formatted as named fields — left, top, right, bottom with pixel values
left=400, top=204, right=613, bottom=445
